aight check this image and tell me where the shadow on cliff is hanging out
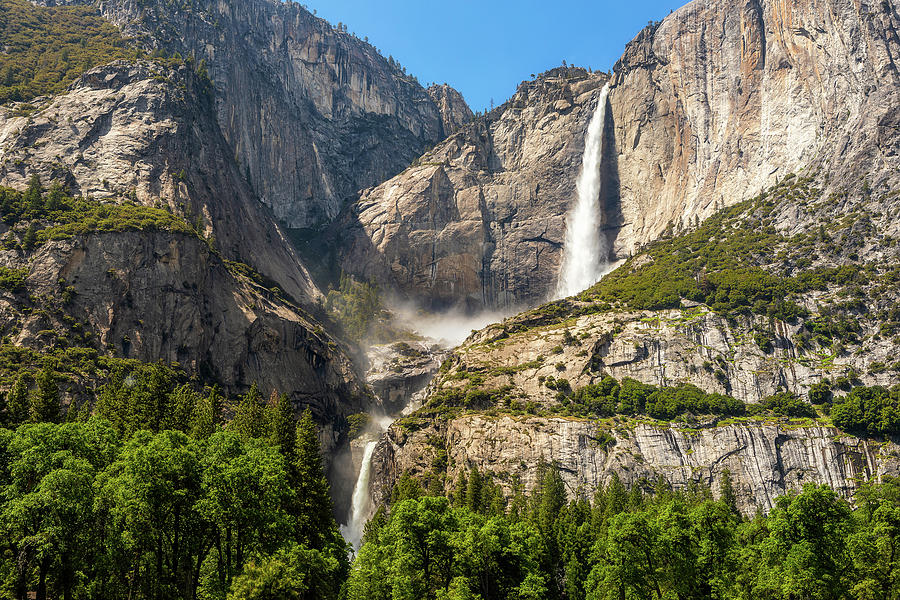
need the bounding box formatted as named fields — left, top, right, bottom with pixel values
left=600, top=89, right=624, bottom=262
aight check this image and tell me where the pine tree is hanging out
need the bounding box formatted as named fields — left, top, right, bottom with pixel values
left=45, top=181, right=64, bottom=211
left=96, top=368, right=128, bottom=433
left=465, top=465, right=482, bottom=512
left=720, top=469, right=740, bottom=517
left=22, top=222, right=37, bottom=252
left=7, top=372, right=30, bottom=424
left=189, top=389, right=218, bottom=438
left=230, top=383, right=266, bottom=439
left=170, top=384, right=199, bottom=432
left=293, top=408, right=338, bottom=548
left=24, top=173, right=43, bottom=212
left=266, top=392, right=296, bottom=458
left=29, top=366, right=59, bottom=423
left=452, top=470, right=468, bottom=507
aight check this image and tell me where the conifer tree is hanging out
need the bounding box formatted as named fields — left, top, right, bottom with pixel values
left=29, top=365, right=59, bottom=423
left=24, top=172, right=43, bottom=212
left=189, top=389, right=218, bottom=438
left=465, top=465, right=483, bottom=512
left=22, top=222, right=37, bottom=252
left=7, top=371, right=30, bottom=424
left=452, top=470, right=468, bottom=507
left=266, top=391, right=296, bottom=458
left=230, top=383, right=266, bottom=439
left=45, top=181, right=64, bottom=211
left=720, top=469, right=740, bottom=517
left=170, top=383, right=199, bottom=432
left=293, top=408, right=339, bottom=548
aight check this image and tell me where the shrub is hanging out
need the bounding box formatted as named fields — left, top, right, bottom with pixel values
left=760, top=392, right=817, bottom=418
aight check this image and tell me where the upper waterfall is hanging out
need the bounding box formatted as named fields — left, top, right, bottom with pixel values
left=555, top=82, right=610, bottom=299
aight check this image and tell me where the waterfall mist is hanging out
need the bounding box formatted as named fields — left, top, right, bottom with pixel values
left=555, top=82, right=611, bottom=299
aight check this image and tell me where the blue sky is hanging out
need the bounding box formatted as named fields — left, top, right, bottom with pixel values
left=303, top=0, right=683, bottom=111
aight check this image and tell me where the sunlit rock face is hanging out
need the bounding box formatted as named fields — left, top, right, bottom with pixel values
left=334, top=0, right=900, bottom=310
left=607, top=0, right=900, bottom=255
left=337, top=67, right=609, bottom=311
left=372, top=414, right=899, bottom=516
left=37, top=0, right=468, bottom=229
left=0, top=59, right=368, bottom=458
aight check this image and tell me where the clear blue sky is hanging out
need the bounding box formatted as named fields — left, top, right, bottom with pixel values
left=303, top=0, right=683, bottom=112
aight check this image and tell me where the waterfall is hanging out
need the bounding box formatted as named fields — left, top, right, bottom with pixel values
left=340, top=439, right=379, bottom=551
left=555, top=82, right=611, bottom=299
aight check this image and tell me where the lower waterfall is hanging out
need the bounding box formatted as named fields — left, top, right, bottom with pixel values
left=555, top=82, right=611, bottom=299
left=340, top=438, right=380, bottom=551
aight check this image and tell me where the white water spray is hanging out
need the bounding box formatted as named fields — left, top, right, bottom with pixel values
left=555, top=82, right=611, bottom=299
left=341, top=412, right=395, bottom=551
left=340, top=439, right=379, bottom=551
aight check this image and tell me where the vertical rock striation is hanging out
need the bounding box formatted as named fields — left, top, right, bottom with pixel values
left=371, top=415, right=900, bottom=515
left=44, top=0, right=471, bottom=229
left=606, top=0, right=900, bottom=254
left=337, top=68, right=608, bottom=310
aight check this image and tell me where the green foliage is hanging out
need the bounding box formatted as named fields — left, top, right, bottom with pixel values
left=0, top=266, right=28, bottom=292
left=346, top=412, right=371, bottom=439
left=831, top=385, right=900, bottom=435
left=0, top=180, right=194, bottom=250
left=352, top=465, right=900, bottom=600
left=325, top=273, right=389, bottom=342
left=580, top=178, right=869, bottom=322
left=229, top=383, right=267, bottom=440
left=0, top=0, right=134, bottom=104
left=563, top=376, right=744, bottom=421
left=758, top=391, right=818, bottom=418
left=0, top=415, right=347, bottom=600
left=28, top=364, right=59, bottom=423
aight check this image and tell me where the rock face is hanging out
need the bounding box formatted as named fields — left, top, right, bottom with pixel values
left=0, top=61, right=319, bottom=306
left=365, top=341, right=449, bottom=414
left=372, top=415, right=900, bottom=515
left=427, top=84, right=474, bottom=136
left=0, top=229, right=367, bottom=454
left=605, top=0, right=900, bottom=255
left=427, top=303, right=898, bottom=408
left=334, top=0, right=900, bottom=309
left=48, top=0, right=470, bottom=228
left=337, top=67, right=607, bottom=310
left=0, top=59, right=371, bottom=457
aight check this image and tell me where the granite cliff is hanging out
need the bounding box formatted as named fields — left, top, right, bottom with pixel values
left=337, top=67, right=607, bottom=310
left=0, top=57, right=371, bottom=458
left=38, top=0, right=470, bottom=229
left=368, top=166, right=900, bottom=512
left=334, top=0, right=900, bottom=309
left=606, top=0, right=900, bottom=255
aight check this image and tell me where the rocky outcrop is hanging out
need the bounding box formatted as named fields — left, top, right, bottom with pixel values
left=0, top=229, right=367, bottom=454
left=606, top=0, right=900, bottom=255
left=46, top=0, right=470, bottom=228
left=0, top=60, right=319, bottom=306
left=427, top=84, right=474, bottom=136
left=372, top=415, right=900, bottom=515
left=0, top=59, right=375, bottom=458
left=366, top=341, right=449, bottom=413
left=336, top=67, right=607, bottom=310
left=429, top=305, right=899, bottom=407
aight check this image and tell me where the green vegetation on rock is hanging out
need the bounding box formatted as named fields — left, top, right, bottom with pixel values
left=583, top=176, right=871, bottom=322
left=0, top=0, right=136, bottom=104
left=0, top=177, right=195, bottom=251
